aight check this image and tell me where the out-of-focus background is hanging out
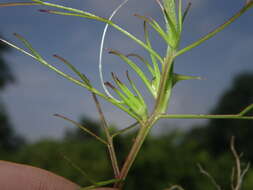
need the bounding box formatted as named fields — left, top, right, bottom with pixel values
left=0, top=0, right=253, bottom=189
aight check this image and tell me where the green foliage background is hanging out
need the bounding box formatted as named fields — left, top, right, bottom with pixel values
left=2, top=72, right=253, bottom=190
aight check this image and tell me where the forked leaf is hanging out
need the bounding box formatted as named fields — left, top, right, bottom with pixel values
left=176, top=1, right=253, bottom=56
left=109, top=49, right=155, bottom=97
left=126, top=53, right=155, bottom=76
left=105, top=80, right=146, bottom=119
left=0, top=37, right=143, bottom=121
left=53, top=54, right=91, bottom=86
left=126, top=71, right=146, bottom=107
left=111, top=73, right=136, bottom=99
left=144, top=21, right=161, bottom=96
left=134, top=14, right=171, bottom=46
left=105, top=81, right=136, bottom=110
left=182, top=2, right=192, bottom=24
left=14, top=33, right=43, bottom=60
left=31, top=0, right=164, bottom=63
left=54, top=114, right=108, bottom=144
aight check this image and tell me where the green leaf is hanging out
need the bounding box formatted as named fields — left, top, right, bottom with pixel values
left=54, top=114, right=108, bottom=145
left=176, top=1, right=253, bottom=56
left=79, top=178, right=121, bottom=190
left=182, top=2, right=192, bottom=24
left=126, top=53, right=155, bottom=76
left=144, top=21, right=161, bottom=96
left=14, top=33, right=43, bottom=59
left=172, top=73, right=201, bottom=86
left=109, top=49, right=155, bottom=97
left=53, top=54, right=91, bottom=86
left=105, top=81, right=142, bottom=119
left=126, top=71, right=147, bottom=114
left=163, top=0, right=177, bottom=28
left=135, top=14, right=171, bottom=46
left=31, top=0, right=163, bottom=63
left=0, top=36, right=141, bottom=121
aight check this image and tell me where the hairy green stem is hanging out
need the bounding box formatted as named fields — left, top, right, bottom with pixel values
left=154, top=50, right=176, bottom=114
left=115, top=49, right=177, bottom=187
left=115, top=115, right=158, bottom=188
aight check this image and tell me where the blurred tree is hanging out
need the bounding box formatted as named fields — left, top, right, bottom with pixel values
left=0, top=37, right=14, bottom=89
left=0, top=36, right=25, bottom=152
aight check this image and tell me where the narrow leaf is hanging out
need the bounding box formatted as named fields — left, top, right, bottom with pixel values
left=0, top=2, right=38, bottom=7
left=135, top=14, right=171, bottom=46
left=144, top=21, right=161, bottom=96
left=177, top=2, right=253, bottom=56
left=109, top=49, right=154, bottom=97
left=14, top=33, right=43, bottom=59
left=239, top=104, right=253, bottom=116
left=0, top=37, right=140, bottom=120
left=53, top=54, right=91, bottom=86
left=178, top=0, right=182, bottom=32
left=32, top=0, right=163, bottom=62
left=182, top=2, right=192, bottom=23
left=54, top=114, right=108, bottom=144
left=126, top=71, right=146, bottom=106
left=126, top=53, right=155, bottom=76
left=112, top=121, right=139, bottom=138
left=80, top=178, right=121, bottom=190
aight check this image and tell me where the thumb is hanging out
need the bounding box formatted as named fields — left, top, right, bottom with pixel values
left=0, top=160, right=80, bottom=190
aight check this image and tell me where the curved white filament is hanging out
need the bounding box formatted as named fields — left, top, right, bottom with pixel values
left=99, top=0, right=129, bottom=101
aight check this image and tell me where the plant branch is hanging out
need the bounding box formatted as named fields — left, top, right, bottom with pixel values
left=31, top=0, right=164, bottom=63
left=92, top=93, right=120, bottom=178
left=115, top=114, right=158, bottom=188
left=159, top=114, right=253, bottom=120
left=230, top=137, right=250, bottom=190
left=112, top=122, right=139, bottom=138
left=197, top=164, right=222, bottom=190
left=79, top=178, right=121, bottom=190
left=176, top=2, right=253, bottom=56
left=54, top=114, right=107, bottom=145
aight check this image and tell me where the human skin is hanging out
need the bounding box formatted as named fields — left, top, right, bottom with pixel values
left=0, top=160, right=117, bottom=190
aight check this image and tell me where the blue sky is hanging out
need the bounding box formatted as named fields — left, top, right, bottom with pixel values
left=0, top=0, right=253, bottom=141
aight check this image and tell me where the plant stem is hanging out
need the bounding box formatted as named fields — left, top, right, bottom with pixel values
left=159, top=114, right=253, bottom=120
left=92, top=93, right=120, bottom=177
left=115, top=115, right=158, bottom=188
left=115, top=50, right=177, bottom=188
left=154, top=50, right=175, bottom=114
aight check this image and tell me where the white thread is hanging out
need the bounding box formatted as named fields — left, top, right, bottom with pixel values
left=99, top=0, right=129, bottom=101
